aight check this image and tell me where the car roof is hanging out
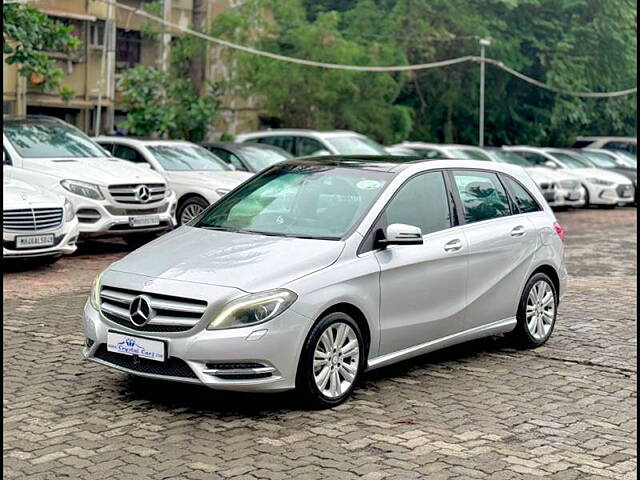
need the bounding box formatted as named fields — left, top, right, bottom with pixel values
left=95, top=137, right=197, bottom=147
left=236, top=129, right=361, bottom=139
left=576, top=136, right=637, bottom=143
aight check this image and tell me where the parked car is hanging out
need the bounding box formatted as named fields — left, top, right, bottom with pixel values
left=3, top=170, right=79, bottom=264
left=234, top=129, right=389, bottom=157
left=503, top=146, right=635, bottom=207
left=483, top=148, right=586, bottom=209
left=390, top=142, right=483, bottom=160
left=83, top=156, right=566, bottom=408
left=200, top=142, right=293, bottom=173
left=383, top=145, right=421, bottom=157
left=572, top=136, right=637, bottom=155
left=95, top=138, right=253, bottom=225
left=3, top=117, right=177, bottom=247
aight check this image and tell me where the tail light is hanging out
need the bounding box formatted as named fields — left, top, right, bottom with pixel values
left=553, top=221, right=565, bottom=242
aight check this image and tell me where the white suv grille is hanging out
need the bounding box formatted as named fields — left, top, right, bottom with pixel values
left=108, top=184, right=166, bottom=205
left=3, top=208, right=63, bottom=231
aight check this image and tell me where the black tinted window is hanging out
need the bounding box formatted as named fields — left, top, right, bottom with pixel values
left=113, top=145, right=146, bottom=163
left=259, top=136, right=295, bottom=154
left=504, top=176, right=540, bottom=213
left=384, top=172, right=452, bottom=235
left=452, top=170, right=511, bottom=223
left=297, top=137, right=326, bottom=156
left=209, top=148, right=247, bottom=171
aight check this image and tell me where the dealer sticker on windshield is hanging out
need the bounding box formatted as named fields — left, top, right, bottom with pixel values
left=356, top=180, right=383, bottom=190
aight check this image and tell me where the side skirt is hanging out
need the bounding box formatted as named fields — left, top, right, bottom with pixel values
left=366, top=317, right=517, bottom=371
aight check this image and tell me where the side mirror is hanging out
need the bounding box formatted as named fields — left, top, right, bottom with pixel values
left=544, top=160, right=558, bottom=169
left=380, top=223, right=423, bottom=247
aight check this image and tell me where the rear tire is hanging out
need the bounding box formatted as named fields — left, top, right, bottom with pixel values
left=177, top=196, right=209, bottom=226
left=510, top=272, right=558, bottom=348
left=296, top=312, right=365, bottom=409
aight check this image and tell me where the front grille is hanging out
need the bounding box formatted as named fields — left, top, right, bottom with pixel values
left=94, top=344, right=197, bottom=378
left=105, top=205, right=167, bottom=216
left=108, top=184, right=166, bottom=205
left=3, top=208, right=63, bottom=231
left=559, top=180, right=579, bottom=190
left=99, top=285, right=207, bottom=333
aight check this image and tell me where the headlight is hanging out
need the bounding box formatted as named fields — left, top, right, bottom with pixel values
left=61, top=179, right=105, bottom=200
left=586, top=177, right=614, bottom=187
left=207, top=289, right=297, bottom=330
left=215, top=188, right=230, bottom=197
left=89, top=270, right=105, bottom=310
left=64, top=198, right=75, bottom=222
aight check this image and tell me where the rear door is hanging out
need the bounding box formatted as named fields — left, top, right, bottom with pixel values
left=450, top=169, right=539, bottom=330
left=373, top=170, right=468, bottom=355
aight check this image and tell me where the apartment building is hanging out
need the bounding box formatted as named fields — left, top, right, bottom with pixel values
left=3, top=0, right=259, bottom=138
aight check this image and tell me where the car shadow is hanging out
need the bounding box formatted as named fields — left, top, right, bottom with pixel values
left=115, top=334, right=517, bottom=415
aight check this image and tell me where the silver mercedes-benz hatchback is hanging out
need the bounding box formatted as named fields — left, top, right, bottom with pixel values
left=83, top=156, right=567, bottom=408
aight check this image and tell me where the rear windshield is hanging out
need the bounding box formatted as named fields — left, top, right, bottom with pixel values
left=4, top=120, right=107, bottom=158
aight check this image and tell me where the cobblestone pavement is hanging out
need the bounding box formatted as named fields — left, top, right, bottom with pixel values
left=3, top=208, right=637, bottom=479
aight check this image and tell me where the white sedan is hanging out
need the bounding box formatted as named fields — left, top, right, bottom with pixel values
left=504, top=147, right=635, bottom=207
left=96, top=138, right=253, bottom=225
left=3, top=172, right=79, bottom=264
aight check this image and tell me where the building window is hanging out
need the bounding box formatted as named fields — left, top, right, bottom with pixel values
left=89, top=20, right=106, bottom=49
left=116, top=29, right=141, bottom=70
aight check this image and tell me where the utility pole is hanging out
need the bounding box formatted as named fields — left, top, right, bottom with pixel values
left=105, top=3, right=116, bottom=133
left=95, top=6, right=110, bottom=136
left=161, top=0, right=172, bottom=72
left=478, top=38, right=491, bottom=147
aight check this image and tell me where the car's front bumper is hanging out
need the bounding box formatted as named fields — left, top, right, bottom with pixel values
left=585, top=183, right=635, bottom=205
left=3, top=217, right=79, bottom=259
left=82, top=300, right=311, bottom=392
left=545, top=186, right=586, bottom=208
left=68, top=193, right=177, bottom=238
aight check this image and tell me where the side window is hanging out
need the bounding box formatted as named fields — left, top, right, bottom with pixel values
left=259, top=136, right=295, bottom=154
left=210, top=148, right=247, bottom=171
left=452, top=170, right=511, bottom=224
left=99, top=143, right=114, bottom=154
left=3, top=147, right=12, bottom=165
left=384, top=171, right=452, bottom=236
left=297, top=137, right=326, bottom=156
left=604, top=141, right=636, bottom=154
left=113, top=145, right=146, bottom=164
left=503, top=176, right=540, bottom=214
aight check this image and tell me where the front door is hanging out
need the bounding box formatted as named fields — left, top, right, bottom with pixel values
left=374, top=171, right=468, bottom=356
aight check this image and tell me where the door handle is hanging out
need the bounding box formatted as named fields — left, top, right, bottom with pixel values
left=510, top=225, right=526, bottom=237
left=444, top=239, right=463, bottom=252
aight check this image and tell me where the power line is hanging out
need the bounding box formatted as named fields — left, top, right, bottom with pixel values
left=10, top=0, right=638, bottom=98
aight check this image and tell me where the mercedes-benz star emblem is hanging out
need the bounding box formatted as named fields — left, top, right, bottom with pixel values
left=135, top=185, right=151, bottom=203
left=129, top=295, right=154, bottom=327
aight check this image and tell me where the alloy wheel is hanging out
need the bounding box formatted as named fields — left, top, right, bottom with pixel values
left=180, top=203, right=205, bottom=225
left=525, top=280, right=555, bottom=341
left=312, top=322, right=360, bottom=399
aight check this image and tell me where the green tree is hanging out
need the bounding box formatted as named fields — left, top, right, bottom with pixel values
left=3, top=3, right=81, bottom=102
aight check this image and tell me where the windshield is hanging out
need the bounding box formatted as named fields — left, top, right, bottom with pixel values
left=615, top=150, right=637, bottom=167
left=241, top=146, right=292, bottom=171
left=4, top=120, right=108, bottom=158
left=549, top=152, right=591, bottom=168
left=489, top=150, right=532, bottom=166
left=195, top=164, right=391, bottom=239
left=580, top=151, right=619, bottom=168
left=148, top=145, right=229, bottom=171
left=325, top=135, right=388, bottom=155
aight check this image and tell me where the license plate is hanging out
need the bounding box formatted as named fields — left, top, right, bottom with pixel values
left=566, top=191, right=580, bottom=201
left=543, top=192, right=556, bottom=201
left=107, top=331, right=165, bottom=362
left=15, top=234, right=55, bottom=249
left=129, top=215, right=160, bottom=228
left=621, top=187, right=632, bottom=197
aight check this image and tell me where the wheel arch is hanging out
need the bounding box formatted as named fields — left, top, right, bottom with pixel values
left=316, top=302, right=372, bottom=360
left=529, top=264, right=560, bottom=297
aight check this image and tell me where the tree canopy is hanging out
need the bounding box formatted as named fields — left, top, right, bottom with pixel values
left=211, top=0, right=637, bottom=146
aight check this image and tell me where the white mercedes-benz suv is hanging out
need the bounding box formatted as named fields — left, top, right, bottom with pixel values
left=3, top=170, right=79, bottom=264
left=3, top=117, right=177, bottom=246
left=95, top=138, right=252, bottom=225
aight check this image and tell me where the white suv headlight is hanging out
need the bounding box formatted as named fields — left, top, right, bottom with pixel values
left=64, top=198, right=75, bottom=222
left=586, top=177, right=614, bottom=187
left=61, top=179, right=105, bottom=200
left=207, top=289, right=297, bottom=330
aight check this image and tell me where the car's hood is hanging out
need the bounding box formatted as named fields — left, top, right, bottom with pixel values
left=23, top=157, right=165, bottom=185
left=525, top=167, right=582, bottom=183
left=564, top=167, right=633, bottom=184
left=3, top=177, right=63, bottom=209
left=164, top=170, right=253, bottom=190
left=605, top=167, right=637, bottom=182
left=110, top=226, right=344, bottom=292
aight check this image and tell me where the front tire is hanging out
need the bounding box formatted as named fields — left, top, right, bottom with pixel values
left=510, top=272, right=558, bottom=348
left=177, top=196, right=209, bottom=226
left=296, top=312, right=365, bottom=409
